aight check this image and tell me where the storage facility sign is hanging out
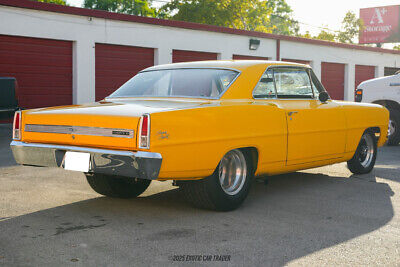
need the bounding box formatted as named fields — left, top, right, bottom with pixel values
left=359, top=5, right=400, bottom=44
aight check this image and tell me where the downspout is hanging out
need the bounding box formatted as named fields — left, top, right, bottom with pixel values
left=276, top=39, right=281, bottom=61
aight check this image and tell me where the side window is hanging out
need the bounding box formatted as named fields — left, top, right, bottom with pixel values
left=274, top=68, right=314, bottom=98
left=309, top=69, right=328, bottom=98
left=253, top=69, right=276, bottom=98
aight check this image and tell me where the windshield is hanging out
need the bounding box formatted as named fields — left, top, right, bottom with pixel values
left=108, top=68, right=239, bottom=99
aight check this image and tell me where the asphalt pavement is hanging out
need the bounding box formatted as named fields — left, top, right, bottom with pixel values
left=0, top=124, right=400, bottom=266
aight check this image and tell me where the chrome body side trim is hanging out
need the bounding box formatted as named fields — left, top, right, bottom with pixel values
left=25, top=124, right=134, bottom=138
left=10, top=141, right=162, bottom=180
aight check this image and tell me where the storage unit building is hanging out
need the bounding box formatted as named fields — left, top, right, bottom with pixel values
left=0, top=0, right=400, bottom=107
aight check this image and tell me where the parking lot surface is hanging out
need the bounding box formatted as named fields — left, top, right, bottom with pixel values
left=1, top=124, right=400, bottom=266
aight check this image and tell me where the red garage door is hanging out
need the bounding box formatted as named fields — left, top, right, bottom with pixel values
left=282, top=58, right=310, bottom=65
left=172, top=49, right=218, bottom=63
left=355, top=65, right=375, bottom=89
left=233, top=55, right=269, bottom=60
left=321, top=62, right=345, bottom=100
left=0, top=35, right=72, bottom=109
left=95, top=43, right=154, bottom=101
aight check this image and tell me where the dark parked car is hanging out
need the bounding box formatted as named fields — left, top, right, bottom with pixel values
left=0, top=77, right=19, bottom=120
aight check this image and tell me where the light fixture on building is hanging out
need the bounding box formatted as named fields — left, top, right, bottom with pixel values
left=249, top=39, right=260, bottom=50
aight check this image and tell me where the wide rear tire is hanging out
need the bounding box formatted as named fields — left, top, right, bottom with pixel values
left=86, top=173, right=151, bottom=198
left=179, top=149, right=254, bottom=211
left=347, top=131, right=377, bottom=174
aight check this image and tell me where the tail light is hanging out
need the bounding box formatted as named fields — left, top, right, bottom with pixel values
left=355, top=89, right=363, bottom=102
left=139, top=114, right=150, bottom=149
left=13, top=110, right=22, bottom=140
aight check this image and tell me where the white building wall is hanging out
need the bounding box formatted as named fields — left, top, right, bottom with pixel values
left=1, top=5, right=400, bottom=103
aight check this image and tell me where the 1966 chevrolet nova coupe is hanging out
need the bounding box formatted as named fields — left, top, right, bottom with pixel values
left=10, top=61, right=389, bottom=211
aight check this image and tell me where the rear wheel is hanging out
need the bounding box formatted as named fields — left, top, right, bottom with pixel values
left=347, top=131, right=377, bottom=174
left=179, top=149, right=254, bottom=211
left=387, top=108, right=400, bottom=146
left=85, top=173, right=151, bottom=198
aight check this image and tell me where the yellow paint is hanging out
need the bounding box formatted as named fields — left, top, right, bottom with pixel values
left=18, top=60, right=390, bottom=180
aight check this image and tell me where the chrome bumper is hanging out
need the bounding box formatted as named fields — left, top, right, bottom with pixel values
left=10, top=141, right=162, bottom=180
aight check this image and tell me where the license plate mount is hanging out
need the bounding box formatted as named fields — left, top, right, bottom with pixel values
left=64, top=151, right=90, bottom=172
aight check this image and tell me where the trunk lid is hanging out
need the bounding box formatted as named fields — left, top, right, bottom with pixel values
left=21, top=98, right=212, bottom=150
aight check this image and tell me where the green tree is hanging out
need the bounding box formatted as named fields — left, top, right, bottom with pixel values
left=161, top=0, right=281, bottom=33
left=300, top=31, right=312, bottom=39
left=265, top=0, right=299, bottom=35
left=337, top=11, right=363, bottom=44
left=31, top=0, right=67, bottom=5
left=83, top=0, right=156, bottom=16
left=394, top=44, right=400, bottom=50
left=315, top=29, right=336, bottom=42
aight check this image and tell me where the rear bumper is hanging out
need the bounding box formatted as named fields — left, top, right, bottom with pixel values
left=10, top=141, right=162, bottom=180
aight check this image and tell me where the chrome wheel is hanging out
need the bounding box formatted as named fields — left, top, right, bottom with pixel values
left=388, top=119, right=396, bottom=138
left=358, top=133, right=375, bottom=168
left=218, top=149, right=247, bottom=196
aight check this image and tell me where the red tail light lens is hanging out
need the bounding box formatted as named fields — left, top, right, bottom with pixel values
left=139, top=114, right=150, bottom=149
left=13, top=111, right=22, bottom=140
left=141, top=114, right=148, bottom=136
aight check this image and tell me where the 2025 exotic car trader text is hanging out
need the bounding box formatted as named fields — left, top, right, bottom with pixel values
left=10, top=61, right=389, bottom=211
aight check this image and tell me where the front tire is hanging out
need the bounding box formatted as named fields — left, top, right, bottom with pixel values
left=347, top=131, right=377, bottom=174
left=85, top=173, right=151, bottom=198
left=179, top=149, right=254, bottom=211
left=387, top=108, right=400, bottom=146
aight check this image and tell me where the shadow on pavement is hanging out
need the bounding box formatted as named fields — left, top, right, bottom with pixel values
left=0, top=171, right=394, bottom=266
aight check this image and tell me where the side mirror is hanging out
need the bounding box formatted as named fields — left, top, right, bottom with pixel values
left=318, top=91, right=329, bottom=103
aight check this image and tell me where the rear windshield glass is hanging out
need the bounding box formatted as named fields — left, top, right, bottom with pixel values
left=108, top=68, right=239, bottom=99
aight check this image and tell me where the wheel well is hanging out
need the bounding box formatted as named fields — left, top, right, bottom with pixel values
left=372, top=100, right=400, bottom=111
left=239, top=147, right=259, bottom=174
left=367, top=127, right=380, bottom=134
left=366, top=127, right=381, bottom=141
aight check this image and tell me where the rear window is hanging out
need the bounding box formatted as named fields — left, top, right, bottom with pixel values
left=108, top=68, right=239, bottom=99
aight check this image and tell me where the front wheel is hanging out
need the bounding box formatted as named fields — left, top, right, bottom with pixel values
left=179, top=149, right=254, bottom=211
left=347, top=131, right=377, bottom=174
left=387, top=108, right=400, bottom=146
left=85, top=173, right=151, bottom=198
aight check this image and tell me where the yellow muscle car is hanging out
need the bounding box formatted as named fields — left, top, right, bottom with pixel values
left=10, top=61, right=389, bottom=211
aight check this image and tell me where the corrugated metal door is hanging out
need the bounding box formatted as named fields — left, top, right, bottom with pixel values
left=233, top=55, right=269, bottom=60
left=95, top=43, right=154, bottom=101
left=355, top=65, right=375, bottom=89
left=0, top=35, right=72, bottom=109
left=172, top=49, right=218, bottom=63
left=321, top=62, right=345, bottom=100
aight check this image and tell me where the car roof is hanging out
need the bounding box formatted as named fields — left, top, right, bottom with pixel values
left=142, top=60, right=309, bottom=72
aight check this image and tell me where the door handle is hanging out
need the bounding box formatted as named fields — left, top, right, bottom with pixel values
left=288, top=111, right=298, bottom=116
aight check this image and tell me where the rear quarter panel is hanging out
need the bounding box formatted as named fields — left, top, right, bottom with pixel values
left=150, top=101, right=287, bottom=179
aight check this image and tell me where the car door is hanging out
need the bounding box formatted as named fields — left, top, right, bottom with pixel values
left=272, top=67, right=347, bottom=165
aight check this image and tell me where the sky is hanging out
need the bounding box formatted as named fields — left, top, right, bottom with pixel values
left=67, top=0, right=400, bottom=47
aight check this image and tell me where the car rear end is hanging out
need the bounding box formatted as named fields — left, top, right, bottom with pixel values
left=10, top=106, right=162, bottom=180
